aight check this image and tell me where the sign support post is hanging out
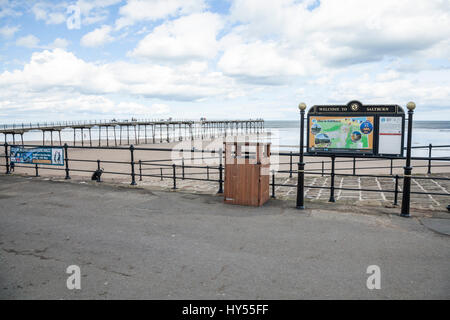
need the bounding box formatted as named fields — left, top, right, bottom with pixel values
left=4, top=143, right=10, bottom=174
left=296, top=103, right=306, bottom=209
left=400, top=102, right=416, bottom=217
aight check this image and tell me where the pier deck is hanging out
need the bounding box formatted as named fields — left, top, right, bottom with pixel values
left=1, top=119, right=265, bottom=146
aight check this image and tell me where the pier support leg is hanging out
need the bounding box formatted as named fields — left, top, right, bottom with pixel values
left=114, top=126, right=117, bottom=146
left=166, top=124, right=169, bottom=142
left=152, top=125, right=155, bottom=144
left=145, top=125, right=147, bottom=144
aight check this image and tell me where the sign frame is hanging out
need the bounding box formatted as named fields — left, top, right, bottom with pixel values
left=306, top=100, right=405, bottom=157
left=10, top=146, right=65, bottom=166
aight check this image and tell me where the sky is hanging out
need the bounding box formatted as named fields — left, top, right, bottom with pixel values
left=0, top=0, right=449, bottom=123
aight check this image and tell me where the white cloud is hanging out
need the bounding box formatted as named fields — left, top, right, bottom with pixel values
left=48, top=38, right=70, bottom=49
left=16, top=34, right=40, bottom=48
left=32, top=2, right=67, bottom=25
left=0, top=49, right=240, bottom=110
left=15, top=35, right=69, bottom=50
left=81, top=25, right=114, bottom=47
left=77, top=0, right=123, bottom=25
left=218, top=38, right=309, bottom=84
left=130, top=12, right=223, bottom=62
left=0, top=25, right=20, bottom=38
left=222, top=0, right=450, bottom=84
left=31, top=1, right=122, bottom=27
left=376, top=70, right=400, bottom=82
left=2, top=0, right=450, bottom=120
left=327, top=68, right=450, bottom=109
left=0, top=91, right=161, bottom=118
left=116, top=102, right=170, bottom=115
left=115, top=0, right=206, bottom=30
left=0, top=0, right=22, bottom=19
left=0, top=49, right=120, bottom=94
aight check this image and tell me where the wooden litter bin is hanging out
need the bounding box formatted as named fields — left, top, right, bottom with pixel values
left=224, top=142, right=271, bottom=206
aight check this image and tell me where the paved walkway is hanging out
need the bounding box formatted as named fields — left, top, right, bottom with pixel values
left=130, top=173, right=450, bottom=212
left=272, top=174, right=450, bottom=211
left=0, top=175, right=449, bottom=299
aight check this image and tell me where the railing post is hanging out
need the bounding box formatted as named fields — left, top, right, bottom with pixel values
left=329, top=155, right=336, bottom=202
left=172, top=164, right=177, bottom=189
left=130, top=145, right=136, bottom=185
left=139, top=160, right=142, bottom=181
left=160, top=168, right=163, bottom=181
left=206, top=165, right=209, bottom=180
left=35, top=164, right=39, bottom=177
left=64, top=143, right=71, bottom=179
left=352, top=157, right=356, bottom=176
left=96, top=160, right=101, bottom=182
left=427, top=143, right=432, bottom=174
left=217, top=148, right=223, bottom=194
left=289, top=151, right=293, bottom=178
left=4, top=143, right=10, bottom=174
left=182, top=157, right=185, bottom=180
left=390, top=158, right=393, bottom=176
left=394, top=175, right=399, bottom=206
left=321, top=160, right=324, bottom=177
left=271, top=170, right=276, bottom=198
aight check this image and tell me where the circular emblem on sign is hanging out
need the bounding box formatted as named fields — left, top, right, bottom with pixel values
left=360, top=120, right=373, bottom=134
left=351, top=103, right=359, bottom=111
left=351, top=131, right=362, bottom=142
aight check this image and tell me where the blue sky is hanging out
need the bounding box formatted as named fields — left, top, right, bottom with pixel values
left=0, top=0, right=449, bottom=123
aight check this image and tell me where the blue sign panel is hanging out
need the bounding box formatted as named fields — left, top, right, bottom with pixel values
left=10, top=146, right=64, bottom=166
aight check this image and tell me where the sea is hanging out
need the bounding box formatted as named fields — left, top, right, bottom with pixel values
left=2, top=120, right=449, bottom=157
left=265, top=120, right=450, bottom=157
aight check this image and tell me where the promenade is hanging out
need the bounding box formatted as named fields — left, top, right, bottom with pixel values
left=0, top=175, right=448, bottom=299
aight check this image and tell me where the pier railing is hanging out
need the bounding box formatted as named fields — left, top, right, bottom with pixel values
left=1, top=143, right=449, bottom=211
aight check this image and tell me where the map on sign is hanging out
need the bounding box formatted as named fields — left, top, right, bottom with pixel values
left=309, top=116, right=374, bottom=153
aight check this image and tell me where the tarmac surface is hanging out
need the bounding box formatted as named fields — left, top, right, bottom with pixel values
left=0, top=174, right=449, bottom=299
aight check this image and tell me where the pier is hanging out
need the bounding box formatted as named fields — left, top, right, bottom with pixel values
left=0, top=119, right=265, bottom=146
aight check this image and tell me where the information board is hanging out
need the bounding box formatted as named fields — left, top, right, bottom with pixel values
left=309, top=116, right=374, bottom=154
left=378, top=116, right=403, bottom=155
left=10, top=146, right=64, bottom=166
left=307, top=100, right=405, bottom=157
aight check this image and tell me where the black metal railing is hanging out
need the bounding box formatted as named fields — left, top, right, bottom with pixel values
left=1, top=143, right=449, bottom=209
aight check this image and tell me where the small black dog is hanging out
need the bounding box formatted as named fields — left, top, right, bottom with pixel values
left=91, top=168, right=104, bottom=181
